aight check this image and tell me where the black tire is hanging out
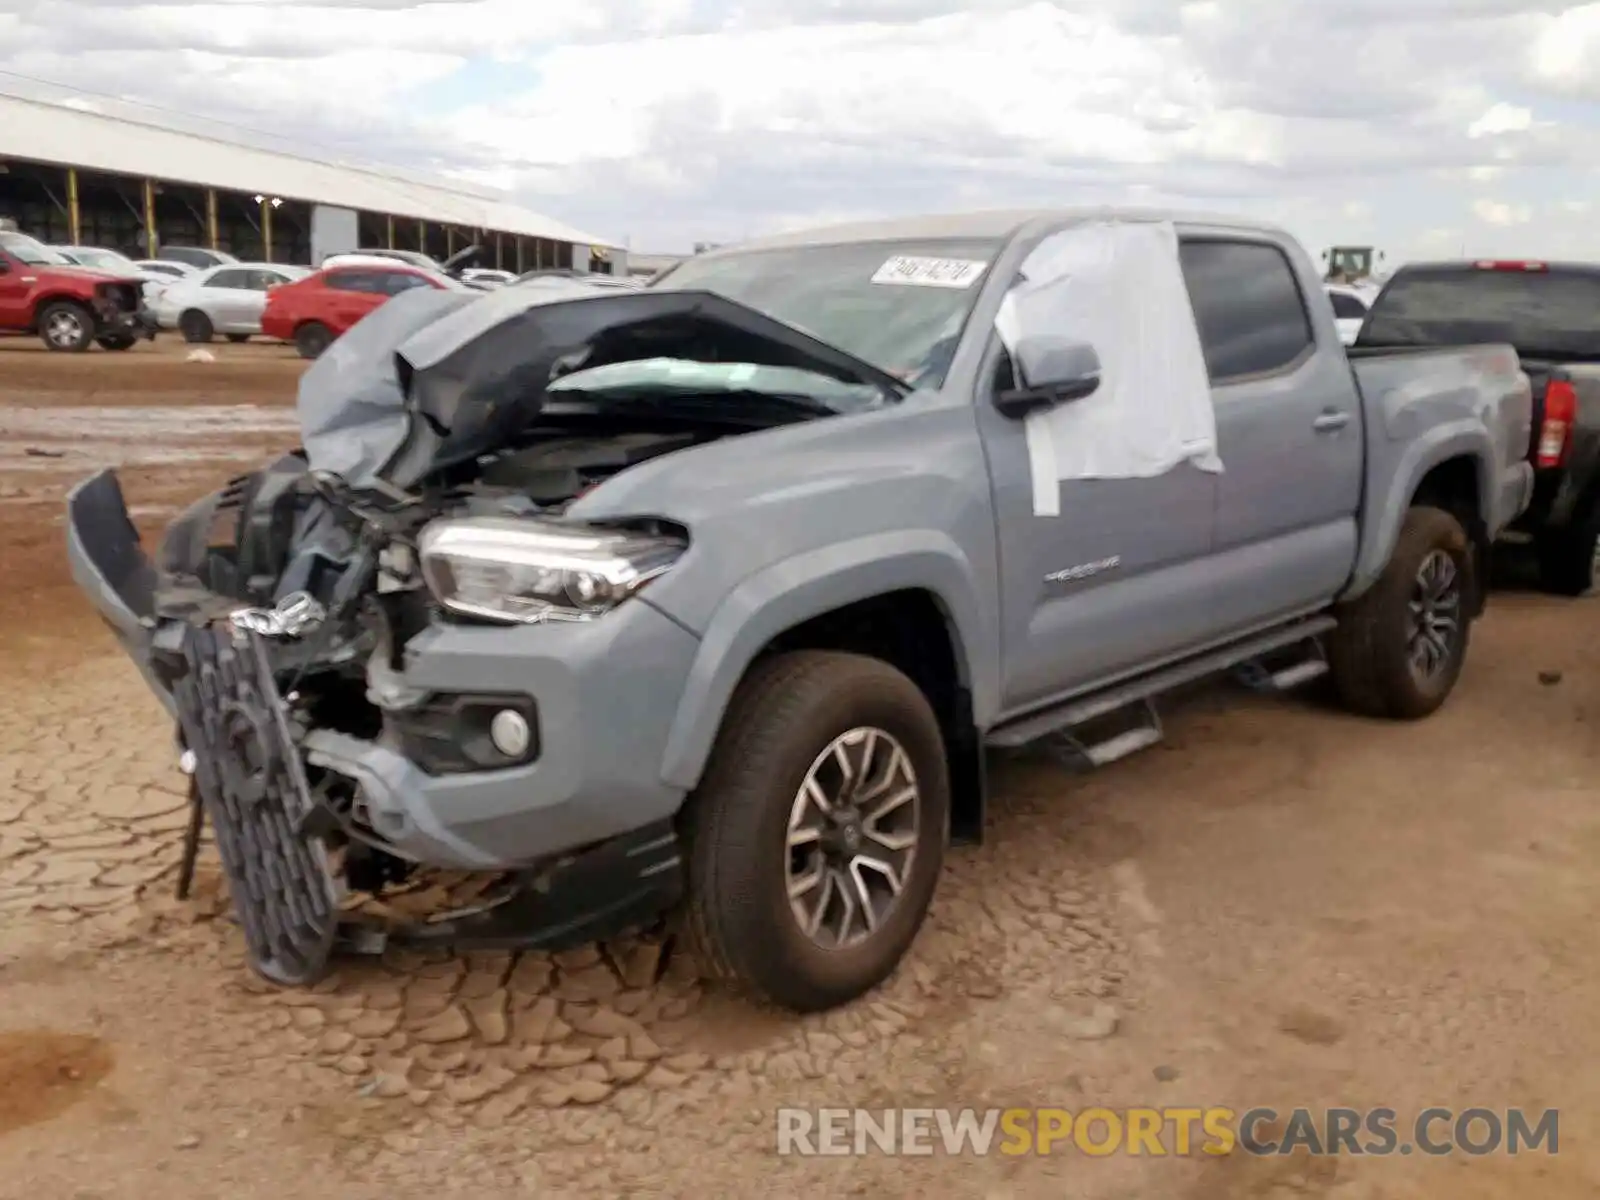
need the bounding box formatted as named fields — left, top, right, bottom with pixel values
left=681, top=650, right=950, bottom=1012
left=295, top=321, right=332, bottom=360
left=95, top=334, right=137, bottom=351
left=1534, top=515, right=1598, bottom=597
left=1327, top=505, right=1473, bottom=720
left=226, top=333, right=250, bottom=345
left=179, top=309, right=214, bottom=344
left=38, top=301, right=94, bottom=352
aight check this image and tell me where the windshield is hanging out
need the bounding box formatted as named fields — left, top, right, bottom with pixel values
left=1358, top=267, right=1600, bottom=361
left=648, top=237, right=1002, bottom=389
left=0, top=232, right=70, bottom=266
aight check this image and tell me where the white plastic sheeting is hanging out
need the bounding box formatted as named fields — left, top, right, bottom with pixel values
left=995, top=220, right=1221, bottom=516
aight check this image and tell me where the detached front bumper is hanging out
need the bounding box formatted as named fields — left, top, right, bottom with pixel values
left=65, top=466, right=700, bottom=983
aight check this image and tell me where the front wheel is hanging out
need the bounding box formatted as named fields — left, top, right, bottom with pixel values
left=294, top=321, right=332, bottom=360
left=1327, top=505, right=1473, bottom=720
left=38, top=301, right=94, bottom=352
left=681, top=650, right=949, bottom=1012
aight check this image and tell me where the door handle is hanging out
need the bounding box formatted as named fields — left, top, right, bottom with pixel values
left=1313, top=410, right=1350, bottom=433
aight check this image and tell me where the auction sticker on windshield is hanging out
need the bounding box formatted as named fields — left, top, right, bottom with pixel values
left=871, top=256, right=988, bottom=288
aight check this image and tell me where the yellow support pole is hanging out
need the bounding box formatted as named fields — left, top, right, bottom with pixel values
left=143, top=178, right=157, bottom=258
left=515, top=236, right=524, bottom=273
left=495, top=233, right=503, bottom=271
left=386, top=214, right=395, bottom=250
left=418, top=219, right=426, bottom=255
left=446, top=226, right=454, bottom=258
left=66, top=168, right=80, bottom=245
left=262, top=198, right=273, bottom=262
left=206, top=189, right=219, bottom=250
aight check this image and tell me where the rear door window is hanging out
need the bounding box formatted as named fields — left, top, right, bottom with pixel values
left=1179, top=240, right=1315, bottom=382
left=1328, top=291, right=1368, bottom=319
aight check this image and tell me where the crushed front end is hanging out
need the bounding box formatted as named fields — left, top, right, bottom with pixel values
left=66, top=446, right=696, bottom=987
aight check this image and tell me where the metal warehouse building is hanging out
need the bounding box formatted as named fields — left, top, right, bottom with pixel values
left=0, top=89, right=623, bottom=274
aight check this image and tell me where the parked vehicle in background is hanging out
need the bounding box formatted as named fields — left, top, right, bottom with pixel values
left=151, top=262, right=310, bottom=344
left=514, top=267, right=641, bottom=290
left=459, top=268, right=516, bottom=287
left=0, top=229, right=156, bottom=351
left=66, top=209, right=1532, bottom=1012
left=1356, top=259, right=1600, bottom=595
left=156, top=246, right=239, bottom=271
left=53, top=244, right=181, bottom=305
left=1325, top=283, right=1372, bottom=346
left=135, top=259, right=198, bottom=282
left=260, top=262, right=465, bottom=358
left=320, top=245, right=483, bottom=282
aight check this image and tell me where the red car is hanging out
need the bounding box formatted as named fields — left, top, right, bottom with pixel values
left=0, top=229, right=157, bottom=352
left=262, top=263, right=459, bottom=359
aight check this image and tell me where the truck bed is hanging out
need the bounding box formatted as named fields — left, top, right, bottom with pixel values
left=1342, top=342, right=1534, bottom=590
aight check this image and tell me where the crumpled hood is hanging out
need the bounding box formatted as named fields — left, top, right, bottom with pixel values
left=296, top=278, right=905, bottom=491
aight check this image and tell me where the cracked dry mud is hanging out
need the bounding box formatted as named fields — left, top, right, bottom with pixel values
left=3, top=340, right=1600, bottom=1199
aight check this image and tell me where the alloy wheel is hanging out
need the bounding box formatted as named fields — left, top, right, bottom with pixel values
left=785, top=726, right=920, bottom=950
left=1406, top=548, right=1461, bottom=681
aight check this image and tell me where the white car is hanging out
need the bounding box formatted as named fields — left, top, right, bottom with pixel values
left=151, top=262, right=309, bottom=343
left=53, top=245, right=178, bottom=304
left=460, top=268, right=517, bottom=287
left=1325, top=283, right=1372, bottom=346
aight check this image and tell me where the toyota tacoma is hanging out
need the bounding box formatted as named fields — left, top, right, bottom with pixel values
left=66, top=210, right=1533, bottom=1012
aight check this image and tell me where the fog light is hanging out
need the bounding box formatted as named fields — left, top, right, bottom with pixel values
left=489, top=709, right=531, bottom=758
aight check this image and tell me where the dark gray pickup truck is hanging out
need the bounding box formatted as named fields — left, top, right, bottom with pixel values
left=66, top=208, right=1532, bottom=1012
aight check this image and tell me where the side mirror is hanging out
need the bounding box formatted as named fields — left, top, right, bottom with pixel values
left=993, top=336, right=1101, bottom=418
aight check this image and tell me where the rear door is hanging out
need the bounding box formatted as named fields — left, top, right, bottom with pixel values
left=1181, top=235, right=1365, bottom=633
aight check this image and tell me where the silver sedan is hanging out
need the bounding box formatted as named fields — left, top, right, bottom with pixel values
left=150, top=262, right=309, bottom=343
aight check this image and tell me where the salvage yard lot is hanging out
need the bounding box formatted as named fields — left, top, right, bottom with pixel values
left=1, top=339, right=1598, bottom=1198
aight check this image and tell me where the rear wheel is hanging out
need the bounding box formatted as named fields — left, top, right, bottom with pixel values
left=179, top=309, right=214, bottom=344
left=1327, top=505, right=1473, bottom=720
left=95, top=333, right=137, bottom=351
left=38, top=301, right=94, bottom=353
left=681, top=650, right=949, bottom=1012
left=1534, top=511, right=1599, bottom=596
left=294, top=321, right=332, bottom=360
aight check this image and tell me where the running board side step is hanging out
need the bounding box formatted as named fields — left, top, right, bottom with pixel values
left=985, top=616, right=1337, bottom=752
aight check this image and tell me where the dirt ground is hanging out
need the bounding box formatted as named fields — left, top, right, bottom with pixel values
left=1, top=338, right=1598, bottom=1199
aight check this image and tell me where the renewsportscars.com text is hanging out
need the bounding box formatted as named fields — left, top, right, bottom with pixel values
left=775, top=1106, right=1559, bottom=1157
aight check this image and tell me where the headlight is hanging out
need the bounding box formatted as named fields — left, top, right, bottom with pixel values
left=417, top=516, right=686, bottom=624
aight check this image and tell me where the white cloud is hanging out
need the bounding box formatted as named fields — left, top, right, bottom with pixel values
left=1472, top=197, right=1533, bottom=225
left=2, top=0, right=1600, bottom=258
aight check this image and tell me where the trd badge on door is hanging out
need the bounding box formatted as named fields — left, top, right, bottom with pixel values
left=1045, top=555, right=1122, bottom=585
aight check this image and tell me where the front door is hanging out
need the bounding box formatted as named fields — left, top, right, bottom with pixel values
left=0, top=252, right=28, bottom=328
left=975, top=223, right=1221, bottom=715
left=1178, top=237, right=1364, bottom=632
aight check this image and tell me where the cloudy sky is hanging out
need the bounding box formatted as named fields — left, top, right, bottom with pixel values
left=4, top=0, right=1600, bottom=259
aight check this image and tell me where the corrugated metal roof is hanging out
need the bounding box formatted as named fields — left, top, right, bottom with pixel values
left=0, top=91, right=618, bottom=249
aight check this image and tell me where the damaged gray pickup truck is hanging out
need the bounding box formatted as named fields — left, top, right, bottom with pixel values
left=66, top=209, right=1534, bottom=1013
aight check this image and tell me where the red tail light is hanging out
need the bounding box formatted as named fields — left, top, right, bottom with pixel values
left=1474, top=260, right=1547, bottom=272
left=1538, top=379, right=1576, bottom=468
